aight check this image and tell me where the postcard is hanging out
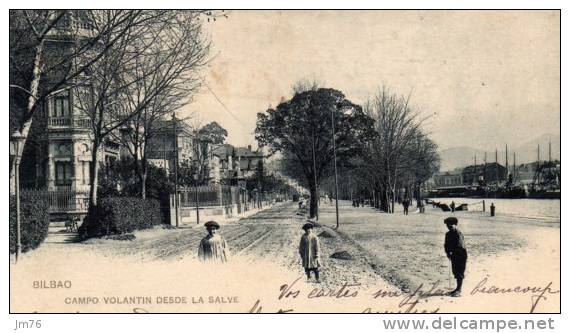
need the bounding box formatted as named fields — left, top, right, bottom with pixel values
left=9, top=9, right=560, bottom=314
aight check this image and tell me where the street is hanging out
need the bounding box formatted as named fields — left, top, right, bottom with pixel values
left=40, top=202, right=393, bottom=290
left=13, top=200, right=560, bottom=313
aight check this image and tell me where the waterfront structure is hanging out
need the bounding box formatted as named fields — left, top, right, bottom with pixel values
left=462, top=162, right=506, bottom=185
left=433, top=169, right=464, bottom=188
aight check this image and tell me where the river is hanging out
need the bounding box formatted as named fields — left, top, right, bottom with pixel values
left=429, top=197, right=560, bottom=223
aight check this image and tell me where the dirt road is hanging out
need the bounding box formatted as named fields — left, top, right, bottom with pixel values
left=43, top=202, right=392, bottom=290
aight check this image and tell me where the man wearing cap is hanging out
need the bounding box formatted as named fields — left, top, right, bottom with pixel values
left=299, top=222, right=322, bottom=282
left=444, top=217, right=468, bottom=296
left=198, top=221, right=229, bottom=263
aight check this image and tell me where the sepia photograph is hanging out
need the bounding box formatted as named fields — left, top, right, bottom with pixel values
left=8, top=9, right=560, bottom=314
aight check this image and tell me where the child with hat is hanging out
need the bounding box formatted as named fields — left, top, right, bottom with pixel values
left=444, top=217, right=468, bottom=296
left=198, top=221, right=229, bottom=263
left=299, top=222, right=322, bottom=282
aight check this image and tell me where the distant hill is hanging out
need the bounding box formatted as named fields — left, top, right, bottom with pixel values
left=438, top=134, right=560, bottom=172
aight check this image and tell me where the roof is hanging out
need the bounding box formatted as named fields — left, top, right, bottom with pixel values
left=153, top=118, right=193, bottom=136
left=212, top=144, right=234, bottom=159
left=211, top=144, right=265, bottom=160
left=234, top=147, right=263, bottom=158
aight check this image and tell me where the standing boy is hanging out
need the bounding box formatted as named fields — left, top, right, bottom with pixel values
left=299, top=222, right=322, bottom=282
left=444, top=217, right=468, bottom=296
left=198, top=221, right=229, bottom=263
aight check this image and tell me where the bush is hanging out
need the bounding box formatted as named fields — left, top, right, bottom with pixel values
left=9, top=194, right=50, bottom=254
left=78, top=197, right=162, bottom=239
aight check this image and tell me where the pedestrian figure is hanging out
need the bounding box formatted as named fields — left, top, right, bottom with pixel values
left=402, top=198, right=409, bottom=215
left=299, top=222, right=321, bottom=282
left=198, top=221, right=229, bottom=263
left=443, top=217, right=468, bottom=297
left=450, top=201, right=456, bottom=213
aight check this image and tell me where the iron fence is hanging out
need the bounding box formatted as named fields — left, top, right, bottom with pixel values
left=21, top=189, right=89, bottom=213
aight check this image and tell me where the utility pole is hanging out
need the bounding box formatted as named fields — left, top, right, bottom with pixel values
left=311, top=131, right=318, bottom=221
left=332, top=105, right=339, bottom=229
left=173, top=113, right=179, bottom=227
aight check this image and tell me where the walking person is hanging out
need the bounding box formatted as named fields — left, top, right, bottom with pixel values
left=299, top=222, right=321, bottom=282
left=198, top=221, right=229, bottom=263
left=443, top=217, right=468, bottom=297
left=450, top=201, right=456, bottom=213
left=402, top=198, right=409, bottom=215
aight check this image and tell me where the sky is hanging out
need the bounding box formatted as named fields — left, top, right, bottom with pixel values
left=181, top=10, right=560, bottom=151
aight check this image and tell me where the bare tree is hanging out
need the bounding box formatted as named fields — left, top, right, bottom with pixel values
left=9, top=10, right=158, bottom=193
left=113, top=11, right=210, bottom=198
left=72, top=10, right=188, bottom=207
left=364, top=87, right=431, bottom=213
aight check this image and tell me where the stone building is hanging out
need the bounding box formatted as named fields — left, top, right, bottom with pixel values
left=461, top=162, right=507, bottom=185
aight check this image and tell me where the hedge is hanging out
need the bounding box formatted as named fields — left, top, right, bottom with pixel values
left=79, top=197, right=163, bottom=239
left=9, top=194, right=50, bottom=254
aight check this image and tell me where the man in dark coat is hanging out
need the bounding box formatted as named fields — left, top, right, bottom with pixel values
left=402, top=198, right=410, bottom=215
left=444, top=217, right=467, bottom=296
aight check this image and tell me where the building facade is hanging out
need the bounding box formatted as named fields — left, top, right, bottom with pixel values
left=461, top=162, right=507, bottom=185
left=433, top=169, right=464, bottom=188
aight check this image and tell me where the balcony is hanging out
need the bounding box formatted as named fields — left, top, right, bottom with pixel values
left=48, top=117, right=92, bottom=129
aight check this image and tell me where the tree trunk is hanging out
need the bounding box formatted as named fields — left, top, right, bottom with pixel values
left=390, top=185, right=396, bottom=213
left=140, top=172, right=147, bottom=199
left=88, top=140, right=101, bottom=208
left=309, top=184, right=318, bottom=219
left=10, top=40, right=45, bottom=195
left=308, top=176, right=319, bottom=218
left=416, top=182, right=422, bottom=207
left=140, top=157, right=148, bottom=200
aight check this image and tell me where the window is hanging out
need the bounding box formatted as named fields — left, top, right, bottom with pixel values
left=54, top=93, right=70, bottom=117
left=55, top=161, right=73, bottom=186
left=50, top=90, right=71, bottom=118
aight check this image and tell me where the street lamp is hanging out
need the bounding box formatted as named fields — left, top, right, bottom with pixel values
left=332, top=104, right=340, bottom=229
left=172, top=113, right=179, bottom=227
left=10, top=131, right=25, bottom=263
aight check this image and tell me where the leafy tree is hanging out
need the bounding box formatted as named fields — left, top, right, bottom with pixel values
left=255, top=88, right=375, bottom=218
